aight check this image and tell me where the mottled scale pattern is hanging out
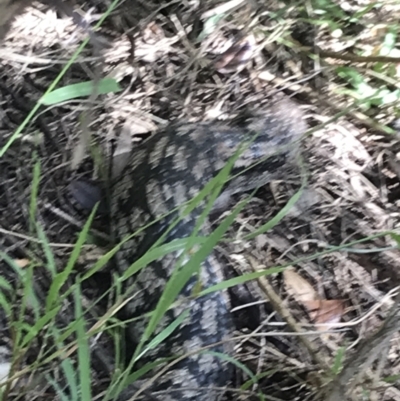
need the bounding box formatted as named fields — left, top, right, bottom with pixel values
left=112, top=99, right=307, bottom=401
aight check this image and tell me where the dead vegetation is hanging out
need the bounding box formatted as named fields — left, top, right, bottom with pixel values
left=1, top=0, right=400, bottom=400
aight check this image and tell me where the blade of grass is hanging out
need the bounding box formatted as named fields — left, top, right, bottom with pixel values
left=204, top=352, right=267, bottom=400
left=136, top=310, right=190, bottom=361
left=198, top=266, right=286, bottom=297
left=243, top=157, right=307, bottom=241
left=48, top=325, right=79, bottom=401
left=46, top=375, right=72, bottom=401
left=29, top=158, right=41, bottom=234
left=17, top=263, right=41, bottom=341
left=0, top=285, right=11, bottom=316
left=74, top=283, right=91, bottom=401
left=107, top=356, right=175, bottom=400
left=119, top=238, right=207, bottom=282
left=240, top=369, right=280, bottom=390
left=37, top=224, right=57, bottom=277
left=40, top=78, right=121, bottom=105
left=60, top=358, right=79, bottom=401
left=45, top=204, right=98, bottom=312
left=20, top=306, right=61, bottom=348
left=0, top=0, right=121, bottom=158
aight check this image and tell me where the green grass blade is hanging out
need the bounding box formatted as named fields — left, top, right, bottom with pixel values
left=206, top=350, right=258, bottom=385
left=20, top=262, right=42, bottom=326
left=36, top=224, right=57, bottom=277
left=125, top=358, right=172, bottom=383
left=205, top=351, right=266, bottom=401
left=240, top=369, right=280, bottom=390
left=187, top=193, right=255, bottom=298
left=74, top=284, right=91, bottom=401
left=136, top=310, right=190, bottom=361
left=199, top=266, right=286, bottom=297
left=108, top=357, right=175, bottom=400
left=0, top=291, right=11, bottom=317
left=21, top=306, right=60, bottom=348
left=46, top=375, right=71, bottom=401
left=45, top=205, right=97, bottom=312
left=0, top=276, right=12, bottom=293
left=243, top=163, right=308, bottom=241
left=0, top=276, right=12, bottom=318
left=120, top=238, right=206, bottom=282
left=40, top=78, right=122, bottom=105
left=29, top=158, right=41, bottom=234
left=60, top=358, right=79, bottom=401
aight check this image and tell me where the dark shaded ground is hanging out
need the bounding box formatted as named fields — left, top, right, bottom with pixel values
left=1, top=0, right=400, bottom=400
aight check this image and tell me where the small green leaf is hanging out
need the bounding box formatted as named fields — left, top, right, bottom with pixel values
left=331, top=346, right=345, bottom=375
left=40, top=78, right=122, bottom=105
left=383, top=374, right=400, bottom=383
left=390, top=232, right=400, bottom=248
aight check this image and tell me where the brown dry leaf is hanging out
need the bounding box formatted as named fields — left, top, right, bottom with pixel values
left=283, top=268, right=318, bottom=303
left=303, top=300, right=344, bottom=331
left=14, top=258, right=30, bottom=268
left=369, top=23, right=388, bottom=39
left=284, top=269, right=344, bottom=330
